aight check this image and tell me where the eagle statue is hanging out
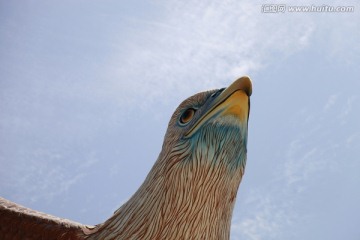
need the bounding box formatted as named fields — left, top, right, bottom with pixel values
left=0, top=76, right=252, bottom=239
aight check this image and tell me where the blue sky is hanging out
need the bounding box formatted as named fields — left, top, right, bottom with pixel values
left=0, top=1, right=359, bottom=239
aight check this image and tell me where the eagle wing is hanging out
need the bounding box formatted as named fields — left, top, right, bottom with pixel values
left=0, top=197, right=92, bottom=240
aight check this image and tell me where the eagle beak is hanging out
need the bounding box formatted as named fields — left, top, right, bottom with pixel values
left=220, top=75, right=252, bottom=98
left=185, top=76, right=252, bottom=138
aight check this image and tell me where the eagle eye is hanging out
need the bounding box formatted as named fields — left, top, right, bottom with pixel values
left=179, top=108, right=196, bottom=125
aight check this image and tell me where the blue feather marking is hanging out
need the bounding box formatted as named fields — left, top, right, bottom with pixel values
left=187, top=123, right=248, bottom=171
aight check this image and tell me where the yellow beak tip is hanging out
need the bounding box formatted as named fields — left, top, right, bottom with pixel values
left=233, top=76, right=252, bottom=97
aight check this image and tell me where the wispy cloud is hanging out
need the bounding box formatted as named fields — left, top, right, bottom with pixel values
left=346, top=133, right=360, bottom=148
left=98, top=0, right=319, bottom=108
left=232, top=191, right=296, bottom=240
left=1, top=148, right=98, bottom=204
left=323, top=93, right=340, bottom=111
left=91, top=0, right=360, bottom=113
left=231, top=90, right=359, bottom=239
left=339, top=95, right=358, bottom=125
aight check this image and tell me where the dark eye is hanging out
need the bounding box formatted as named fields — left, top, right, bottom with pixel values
left=179, top=108, right=196, bottom=125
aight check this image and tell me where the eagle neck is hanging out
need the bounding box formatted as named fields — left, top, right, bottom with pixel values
left=88, top=144, right=246, bottom=240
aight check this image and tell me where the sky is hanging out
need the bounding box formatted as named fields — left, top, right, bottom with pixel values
left=0, top=1, right=359, bottom=239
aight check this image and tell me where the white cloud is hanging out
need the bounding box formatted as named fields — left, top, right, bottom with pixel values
left=92, top=0, right=360, bottom=114
left=346, top=133, right=360, bottom=148
left=2, top=148, right=97, bottom=204
left=99, top=0, right=320, bottom=108
left=339, top=95, right=358, bottom=125
left=323, top=93, right=340, bottom=111
left=231, top=189, right=296, bottom=240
